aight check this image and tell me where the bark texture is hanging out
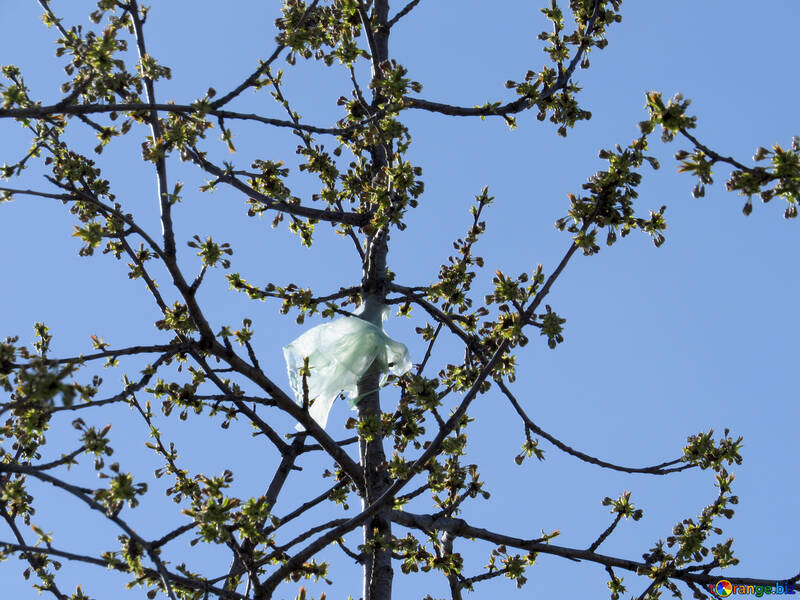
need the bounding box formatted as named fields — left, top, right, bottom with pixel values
left=356, top=2, right=394, bottom=599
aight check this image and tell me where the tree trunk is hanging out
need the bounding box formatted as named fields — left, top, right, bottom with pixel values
left=357, top=2, right=393, bottom=599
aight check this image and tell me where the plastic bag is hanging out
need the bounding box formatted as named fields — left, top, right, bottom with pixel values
left=283, top=304, right=411, bottom=429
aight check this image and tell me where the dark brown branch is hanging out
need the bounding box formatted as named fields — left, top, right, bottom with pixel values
left=151, top=522, right=197, bottom=549
left=0, top=185, right=166, bottom=258
left=337, top=538, right=365, bottom=563
left=8, top=342, right=182, bottom=371
left=496, top=378, right=691, bottom=475
left=209, top=0, right=320, bottom=109
left=679, top=128, right=766, bottom=175
left=216, top=518, right=352, bottom=587
left=460, top=565, right=513, bottom=588
left=588, top=512, right=623, bottom=553
left=193, top=394, right=277, bottom=408
left=235, top=282, right=360, bottom=306
left=2, top=349, right=177, bottom=417
left=395, top=482, right=430, bottom=506
left=391, top=510, right=791, bottom=591
left=186, top=148, right=368, bottom=226
left=298, top=436, right=359, bottom=453
left=0, top=540, right=109, bottom=570
left=416, top=321, right=443, bottom=375
left=0, top=540, right=251, bottom=600
left=0, top=463, right=180, bottom=600
left=118, top=236, right=170, bottom=313
left=388, top=284, right=477, bottom=350
left=387, top=0, right=422, bottom=28
left=401, top=0, right=601, bottom=120
left=28, top=446, right=85, bottom=471
left=189, top=343, right=366, bottom=495
left=268, top=481, right=348, bottom=536
left=223, top=434, right=308, bottom=591
left=45, top=343, right=181, bottom=366
left=1, top=504, right=69, bottom=600
left=37, top=0, right=69, bottom=38
left=0, top=102, right=349, bottom=136
left=186, top=349, right=289, bottom=455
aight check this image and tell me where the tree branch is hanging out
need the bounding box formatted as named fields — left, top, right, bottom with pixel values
left=209, top=0, right=321, bottom=109
left=2, top=349, right=178, bottom=417
left=0, top=540, right=252, bottom=600
left=401, top=0, right=601, bottom=120
left=387, top=0, right=422, bottom=29
left=128, top=0, right=175, bottom=260
left=391, top=510, right=792, bottom=591
left=0, top=185, right=166, bottom=258
left=496, top=378, right=691, bottom=475
left=679, top=128, right=766, bottom=175
left=198, top=341, right=366, bottom=495
left=0, top=505, right=69, bottom=600
left=186, top=148, right=368, bottom=226
left=0, top=102, right=353, bottom=136
left=0, top=463, right=180, bottom=600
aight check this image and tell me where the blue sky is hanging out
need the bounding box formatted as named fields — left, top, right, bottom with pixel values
left=1, top=1, right=798, bottom=599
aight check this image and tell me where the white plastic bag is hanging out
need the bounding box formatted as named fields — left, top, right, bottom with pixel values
left=283, top=304, right=411, bottom=429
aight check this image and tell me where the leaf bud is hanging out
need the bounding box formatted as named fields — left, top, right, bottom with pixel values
left=752, top=147, right=770, bottom=161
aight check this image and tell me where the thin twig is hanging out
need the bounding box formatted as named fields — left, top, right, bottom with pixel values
left=496, top=378, right=691, bottom=475
left=209, top=0, right=321, bottom=109
left=402, top=0, right=602, bottom=120
left=128, top=0, right=175, bottom=259
left=588, top=513, right=623, bottom=553
left=387, top=0, right=422, bottom=29
left=0, top=463, right=180, bottom=600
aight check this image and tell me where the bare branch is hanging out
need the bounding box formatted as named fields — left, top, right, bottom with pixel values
left=27, top=446, right=85, bottom=471
left=298, top=436, right=359, bottom=453
left=269, top=481, right=348, bottom=535
left=496, top=378, right=691, bottom=475
left=401, top=0, right=602, bottom=120
left=387, top=0, right=422, bottom=29
left=0, top=185, right=166, bottom=258
left=128, top=0, right=175, bottom=260
left=9, top=343, right=183, bottom=368
left=680, top=128, right=766, bottom=175
left=151, top=522, right=197, bottom=549
left=209, top=0, right=321, bottom=109
left=223, top=434, right=308, bottom=591
left=388, top=284, right=477, bottom=350
left=588, top=512, right=623, bottom=553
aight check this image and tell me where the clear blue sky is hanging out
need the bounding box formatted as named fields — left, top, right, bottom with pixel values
left=1, top=1, right=798, bottom=598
